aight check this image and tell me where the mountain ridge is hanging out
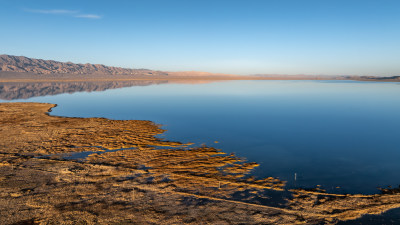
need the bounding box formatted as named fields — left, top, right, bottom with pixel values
left=1, top=54, right=399, bottom=82
left=0, top=54, right=166, bottom=75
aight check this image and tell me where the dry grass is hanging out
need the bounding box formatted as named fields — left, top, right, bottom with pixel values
left=1, top=102, right=400, bottom=224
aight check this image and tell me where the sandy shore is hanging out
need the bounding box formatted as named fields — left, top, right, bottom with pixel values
left=1, top=72, right=399, bottom=84
left=0, top=71, right=345, bottom=83
left=1, top=102, right=400, bottom=224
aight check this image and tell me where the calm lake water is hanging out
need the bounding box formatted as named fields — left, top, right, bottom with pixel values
left=2, top=80, right=400, bottom=194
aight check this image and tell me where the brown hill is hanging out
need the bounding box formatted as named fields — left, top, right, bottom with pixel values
left=0, top=55, right=241, bottom=78
left=0, top=54, right=166, bottom=76
left=1, top=54, right=398, bottom=81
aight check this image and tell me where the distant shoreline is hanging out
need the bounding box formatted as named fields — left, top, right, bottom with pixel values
left=1, top=71, right=399, bottom=83
left=1, top=54, right=399, bottom=83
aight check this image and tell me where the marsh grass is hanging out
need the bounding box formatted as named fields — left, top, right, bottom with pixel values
left=1, top=103, right=400, bottom=224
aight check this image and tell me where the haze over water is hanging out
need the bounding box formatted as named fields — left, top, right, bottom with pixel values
left=2, top=80, right=400, bottom=194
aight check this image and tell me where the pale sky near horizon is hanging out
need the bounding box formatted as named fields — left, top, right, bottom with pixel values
left=0, top=0, right=399, bottom=76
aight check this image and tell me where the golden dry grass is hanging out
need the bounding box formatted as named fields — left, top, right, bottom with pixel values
left=1, top=102, right=400, bottom=224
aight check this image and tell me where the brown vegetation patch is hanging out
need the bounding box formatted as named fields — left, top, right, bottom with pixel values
left=1, top=102, right=400, bottom=224
left=0, top=102, right=182, bottom=155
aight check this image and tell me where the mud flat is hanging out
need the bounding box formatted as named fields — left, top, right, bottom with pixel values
left=1, top=102, right=400, bottom=224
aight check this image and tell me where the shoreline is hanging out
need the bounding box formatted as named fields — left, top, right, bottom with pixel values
left=0, top=76, right=341, bottom=83
left=1, top=71, right=400, bottom=83
left=1, top=102, right=400, bottom=224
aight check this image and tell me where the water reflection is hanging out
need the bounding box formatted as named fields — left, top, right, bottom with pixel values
left=0, top=80, right=220, bottom=100
left=1, top=80, right=400, bottom=195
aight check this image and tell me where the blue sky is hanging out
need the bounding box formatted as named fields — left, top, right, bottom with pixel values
left=1, top=0, right=399, bottom=75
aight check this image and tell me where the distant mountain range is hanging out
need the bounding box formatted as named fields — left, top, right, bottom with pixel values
left=1, top=54, right=399, bottom=81
left=0, top=54, right=238, bottom=78
left=0, top=54, right=167, bottom=76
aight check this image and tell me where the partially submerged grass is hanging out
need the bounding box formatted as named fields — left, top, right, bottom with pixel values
left=1, top=102, right=400, bottom=224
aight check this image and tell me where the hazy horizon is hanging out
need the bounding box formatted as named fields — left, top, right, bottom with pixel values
left=1, top=0, right=399, bottom=76
left=0, top=53, right=367, bottom=77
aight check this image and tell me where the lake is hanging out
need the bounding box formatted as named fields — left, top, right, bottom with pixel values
left=1, top=80, right=400, bottom=194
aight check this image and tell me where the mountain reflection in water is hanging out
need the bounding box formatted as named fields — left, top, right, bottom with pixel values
left=0, top=80, right=220, bottom=100
left=0, top=81, right=168, bottom=100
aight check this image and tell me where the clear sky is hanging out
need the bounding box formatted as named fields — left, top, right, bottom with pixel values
left=1, top=0, right=399, bottom=76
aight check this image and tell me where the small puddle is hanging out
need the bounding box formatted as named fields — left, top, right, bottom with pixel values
left=37, top=146, right=136, bottom=161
